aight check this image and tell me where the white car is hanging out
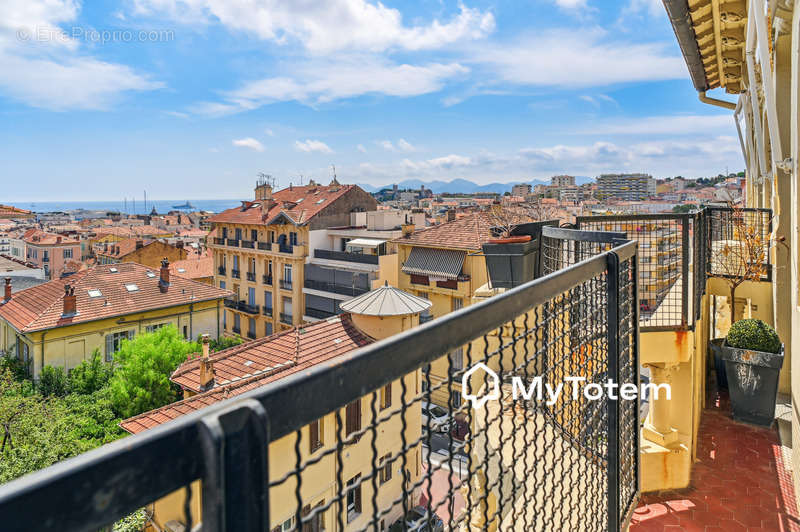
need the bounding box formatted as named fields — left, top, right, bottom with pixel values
left=421, top=401, right=452, bottom=433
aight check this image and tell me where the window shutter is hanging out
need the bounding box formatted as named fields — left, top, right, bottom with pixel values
left=354, top=482, right=362, bottom=512
left=309, top=421, right=318, bottom=453
left=105, top=335, right=113, bottom=361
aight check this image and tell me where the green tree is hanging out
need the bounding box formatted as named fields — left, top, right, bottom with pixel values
left=208, top=336, right=243, bottom=352
left=38, top=366, right=68, bottom=397
left=108, top=326, right=200, bottom=418
left=69, top=349, right=113, bottom=395
left=672, top=204, right=697, bottom=214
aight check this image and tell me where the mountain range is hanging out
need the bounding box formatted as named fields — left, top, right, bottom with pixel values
left=356, top=176, right=594, bottom=194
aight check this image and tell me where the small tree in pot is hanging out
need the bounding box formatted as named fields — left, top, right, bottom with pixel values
left=720, top=319, right=783, bottom=426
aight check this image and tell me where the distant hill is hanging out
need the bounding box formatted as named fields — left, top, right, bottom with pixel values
left=357, top=176, right=594, bottom=194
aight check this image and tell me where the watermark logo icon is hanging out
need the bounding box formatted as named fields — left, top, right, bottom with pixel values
left=461, top=362, right=500, bottom=409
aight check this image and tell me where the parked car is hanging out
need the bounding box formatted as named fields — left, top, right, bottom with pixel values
left=389, top=506, right=444, bottom=532
left=421, top=401, right=452, bottom=433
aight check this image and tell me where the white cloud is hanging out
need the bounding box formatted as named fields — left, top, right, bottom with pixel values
left=397, top=138, right=416, bottom=152
left=554, top=0, right=588, bottom=10
left=471, top=29, right=685, bottom=88
left=377, top=138, right=416, bottom=152
left=357, top=144, right=367, bottom=153
left=265, top=128, right=275, bottom=136
left=232, top=137, right=265, bottom=152
left=378, top=140, right=396, bottom=151
left=0, top=0, right=162, bottom=110
left=294, top=139, right=333, bottom=154
left=581, top=114, right=735, bottom=135
left=209, top=57, right=468, bottom=111
left=132, top=0, right=495, bottom=54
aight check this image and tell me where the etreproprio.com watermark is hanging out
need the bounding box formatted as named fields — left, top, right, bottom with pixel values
left=16, top=26, right=175, bottom=44
left=461, top=363, right=669, bottom=409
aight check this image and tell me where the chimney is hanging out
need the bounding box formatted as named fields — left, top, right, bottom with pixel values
left=56, top=236, right=62, bottom=244
left=447, top=209, right=455, bottom=222
left=176, top=240, right=184, bottom=250
left=198, top=334, right=215, bottom=390
left=62, top=284, right=77, bottom=317
left=135, top=240, right=143, bottom=250
left=159, top=257, right=170, bottom=293
left=3, top=278, right=10, bottom=303
left=401, top=223, right=415, bottom=238
left=255, top=177, right=275, bottom=216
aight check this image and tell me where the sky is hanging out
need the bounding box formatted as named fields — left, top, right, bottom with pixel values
left=0, top=0, right=744, bottom=201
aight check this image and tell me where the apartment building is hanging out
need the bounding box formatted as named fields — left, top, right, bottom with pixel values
left=551, top=174, right=576, bottom=188
left=385, top=212, right=492, bottom=408
left=303, top=209, right=424, bottom=321
left=597, top=173, right=656, bottom=201
left=95, top=238, right=188, bottom=268
left=21, top=229, right=81, bottom=280
left=208, top=178, right=377, bottom=340
left=511, top=183, right=532, bottom=197
left=0, top=261, right=231, bottom=378
left=121, top=283, right=430, bottom=531
left=0, top=232, right=9, bottom=255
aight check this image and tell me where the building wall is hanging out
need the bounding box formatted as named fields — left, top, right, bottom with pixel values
left=0, top=299, right=222, bottom=378
left=26, top=242, right=81, bottom=279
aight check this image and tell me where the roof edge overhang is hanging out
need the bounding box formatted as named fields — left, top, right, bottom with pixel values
left=663, top=0, right=710, bottom=92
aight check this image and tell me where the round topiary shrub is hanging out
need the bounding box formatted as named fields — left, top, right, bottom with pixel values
left=726, top=319, right=781, bottom=354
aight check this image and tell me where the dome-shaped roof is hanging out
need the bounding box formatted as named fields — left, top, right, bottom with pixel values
left=340, top=281, right=432, bottom=317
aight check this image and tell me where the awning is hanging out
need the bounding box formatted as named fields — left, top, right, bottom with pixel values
left=346, top=238, right=386, bottom=248
left=401, top=247, right=466, bottom=280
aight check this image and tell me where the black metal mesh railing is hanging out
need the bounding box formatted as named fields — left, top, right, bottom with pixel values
left=706, top=207, right=772, bottom=282
left=0, top=230, right=639, bottom=532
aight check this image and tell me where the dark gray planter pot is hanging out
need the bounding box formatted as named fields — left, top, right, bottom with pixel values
left=720, top=341, right=784, bottom=426
left=708, top=338, right=727, bottom=389
left=482, top=239, right=538, bottom=289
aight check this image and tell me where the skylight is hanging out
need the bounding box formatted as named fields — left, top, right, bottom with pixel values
left=178, top=268, right=186, bottom=273
left=295, top=198, right=304, bottom=203
left=125, top=284, right=139, bottom=292
left=145, top=271, right=156, bottom=278
left=315, top=198, right=326, bottom=204
left=88, top=289, right=102, bottom=298
left=109, top=267, right=118, bottom=273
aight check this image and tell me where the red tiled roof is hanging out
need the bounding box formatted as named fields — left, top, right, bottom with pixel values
left=0, top=262, right=232, bottom=333
left=23, top=229, right=80, bottom=246
left=169, top=253, right=213, bottom=280
left=392, top=212, right=495, bottom=250
left=120, top=315, right=374, bottom=434
left=208, top=184, right=357, bottom=226
left=0, top=205, right=33, bottom=217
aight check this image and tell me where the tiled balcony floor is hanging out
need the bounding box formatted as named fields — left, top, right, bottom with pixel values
left=630, top=392, right=800, bottom=532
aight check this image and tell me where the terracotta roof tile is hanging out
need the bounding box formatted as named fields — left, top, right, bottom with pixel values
left=23, top=229, right=79, bottom=246
left=0, top=262, right=232, bottom=333
left=121, top=315, right=374, bottom=434
left=169, top=253, right=213, bottom=280
left=391, top=212, right=495, bottom=250
left=208, top=184, right=357, bottom=226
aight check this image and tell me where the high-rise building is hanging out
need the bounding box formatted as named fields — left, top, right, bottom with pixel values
left=596, top=173, right=656, bottom=201
left=551, top=175, right=576, bottom=188
left=511, top=183, right=532, bottom=197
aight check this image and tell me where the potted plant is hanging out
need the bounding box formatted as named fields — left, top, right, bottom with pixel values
left=720, top=319, right=783, bottom=426
left=707, top=203, right=772, bottom=391
left=482, top=204, right=538, bottom=289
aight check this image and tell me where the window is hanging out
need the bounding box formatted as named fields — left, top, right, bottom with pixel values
left=379, top=454, right=392, bottom=484
left=270, top=516, right=295, bottom=532
left=251, top=229, right=258, bottom=241
left=105, top=330, right=134, bottom=362
left=233, top=255, right=239, bottom=270
left=345, top=399, right=361, bottom=439
left=221, top=227, right=228, bottom=240
left=380, top=383, right=392, bottom=410
left=87, top=289, right=102, bottom=298
left=268, top=231, right=275, bottom=243
left=451, top=390, right=462, bottom=408
left=283, top=264, right=292, bottom=283
left=346, top=475, right=362, bottom=522
left=248, top=317, right=256, bottom=337
left=249, top=257, right=256, bottom=273
left=452, top=297, right=463, bottom=311
left=125, top=283, right=139, bottom=292
left=235, top=228, right=242, bottom=241
left=265, top=322, right=273, bottom=336
left=145, top=323, right=166, bottom=333
left=63, top=248, right=73, bottom=259
left=220, top=280, right=226, bottom=289
left=449, top=347, right=463, bottom=372
left=309, top=418, right=323, bottom=453
left=248, top=287, right=256, bottom=306
left=264, top=291, right=272, bottom=310
left=267, top=260, right=273, bottom=276
left=233, top=313, right=241, bottom=331
left=183, top=325, right=188, bottom=339
left=289, top=231, right=298, bottom=245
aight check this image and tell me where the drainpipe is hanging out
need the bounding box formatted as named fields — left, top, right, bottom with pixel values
left=752, top=0, right=786, bottom=170
left=733, top=97, right=748, bottom=164
left=698, top=91, right=736, bottom=110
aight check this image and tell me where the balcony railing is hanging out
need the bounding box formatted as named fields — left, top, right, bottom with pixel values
left=223, top=298, right=236, bottom=309
left=226, top=238, right=240, bottom=247
left=303, top=279, right=370, bottom=297
left=213, top=237, right=225, bottom=245
left=304, top=307, right=336, bottom=319
left=247, top=331, right=256, bottom=339
left=257, top=242, right=271, bottom=251
left=237, top=301, right=259, bottom=315
left=246, top=272, right=256, bottom=282
left=231, top=269, right=240, bottom=279
left=279, top=312, right=293, bottom=324
left=279, top=279, right=292, bottom=290
left=217, top=266, right=226, bottom=275
left=262, top=305, right=272, bottom=317
left=0, top=226, right=640, bottom=532
left=313, top=248, right=380, bottom=265
left=231, top=325, right=240, bottom=334
left=262, top=274, right=272, bottom=285
left=241, top=240, right=255, bottom=249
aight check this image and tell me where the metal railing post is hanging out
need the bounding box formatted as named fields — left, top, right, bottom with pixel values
left=681, top=217, right=690, bottom=328
left=606, top=251, right=621, bottom=532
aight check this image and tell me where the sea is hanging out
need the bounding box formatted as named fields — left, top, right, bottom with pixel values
left=16, top=199, right=242, bottom=216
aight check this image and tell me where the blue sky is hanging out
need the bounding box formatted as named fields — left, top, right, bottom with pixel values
left=0, top=0, right=742, bottom=201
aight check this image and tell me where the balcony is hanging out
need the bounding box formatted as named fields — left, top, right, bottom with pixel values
left=231, top=269, right=240, bottom=279
left=303, top=279, right=369, bottom=297
left=247, top=331, right=256, bottom=340
left=226, top=238, right=240, bottom=247
left=0, top=225, right=643, bottom=532
left=313, top=248, right=379, bottom=265
left=419, top=313, right=434, bottom=324
left=213, top=237, right=225, bottom=245
left=262, top=305, right=272, bottom=317
left=304, top=307, right=336, bottom=319
left=223, top=299, right=236, bottom=309
left=217, top=266, right=226, bottom=276
left=42, top=256, right=49, bottom=263
left=241, top=240, right=255, bottom=249
left=231, top=325, right=240, bottom=334
left=279, top=312, right=293, bottom=324
left=257, top=242, right=271, bottom=251
left=279, top=279, right=293, bottom=290
left=246, top=272, right=256, bottom=282
left=236, top=301, right=259, bottom=315
left=262, top=274, right=272, bottom=285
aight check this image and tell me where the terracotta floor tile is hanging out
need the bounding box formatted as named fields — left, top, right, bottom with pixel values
left=629, top=391, right=798, bottom=532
